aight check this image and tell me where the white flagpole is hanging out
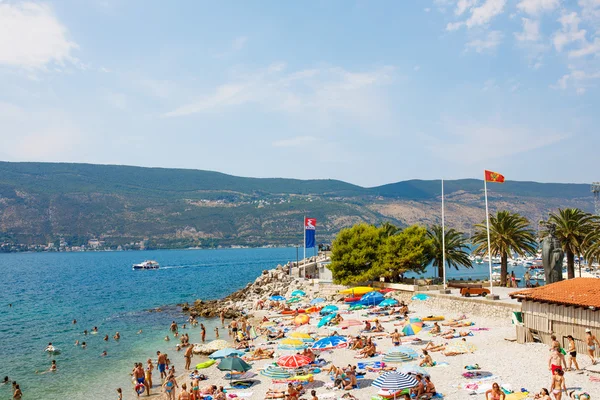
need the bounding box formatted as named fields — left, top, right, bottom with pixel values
left=303, top=216, right=306, bottom=277
left=484, top=175, right=494, bottom=295
left=442, top=179, right=447, bottom=291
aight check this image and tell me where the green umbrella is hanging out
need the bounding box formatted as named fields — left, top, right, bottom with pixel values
left=217, top=356, right=252, bottom=373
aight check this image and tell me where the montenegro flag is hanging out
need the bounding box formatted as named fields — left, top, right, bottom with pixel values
left=484, top=170, right=505, bottom=183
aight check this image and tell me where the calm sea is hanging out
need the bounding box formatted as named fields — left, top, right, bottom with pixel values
left=0, top=248, right=297, bottom=399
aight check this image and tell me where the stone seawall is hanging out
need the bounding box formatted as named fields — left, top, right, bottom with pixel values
left=405, top=292, right=520, bottom=319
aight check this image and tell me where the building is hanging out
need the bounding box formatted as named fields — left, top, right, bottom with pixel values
left=510, top=278, right=600, bottom=354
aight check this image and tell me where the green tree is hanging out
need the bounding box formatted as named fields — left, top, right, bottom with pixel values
left=584, top=222, right=600, bottom=265
left=544, top=208, right=599, bottom=279
left=473, top=210, right=537, bottom=286
left=426, top=225, right=472, bottom=280
left=329, top=223, right=382, bottom=285
left=374, top=225, right=433, bottom=281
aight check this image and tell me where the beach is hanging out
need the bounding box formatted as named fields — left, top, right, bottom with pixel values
left=147, top=274, right=599, bottom=400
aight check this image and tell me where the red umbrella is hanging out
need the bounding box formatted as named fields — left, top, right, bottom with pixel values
left=276, top=354, right=312, bottom=369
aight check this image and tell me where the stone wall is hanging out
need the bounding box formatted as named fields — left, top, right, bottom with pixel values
left=405, top=292, right=521, bottom=320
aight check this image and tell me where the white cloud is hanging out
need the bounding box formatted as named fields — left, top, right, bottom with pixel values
left=272, top=136, right=317, bottom=148
left=446, top=0, right=507, bottom=30
left=516, top=0, right=560, bottom=15
left=466, top=31, right=504, bottom=53
left=552, top=12, right=587, bottom=51
left=578, top=0, right=600, bottom=24
left=554, top=67, right=600, bottom=93
left=163, top=65, right=396, bottom=120
left=515, top=18, right=541, bottom=41
left=456, top=0, right=478, bottom=16
left=427, top=116, right=568, bottom=164
left=568, top=37, right=600, bottom=57
left=232, top=36, right=248, bottom=51
left=0, top=2, right=78, bottom=69
left=466, top=0, right=507, bottom=28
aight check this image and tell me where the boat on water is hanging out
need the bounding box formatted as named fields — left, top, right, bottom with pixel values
left=132, top=260, right=159, bottom=270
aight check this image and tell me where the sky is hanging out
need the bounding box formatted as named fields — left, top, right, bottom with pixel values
left=0, top=0, right=599, bottom=187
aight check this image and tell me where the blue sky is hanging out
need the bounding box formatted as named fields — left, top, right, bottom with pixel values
left=0, top=0, right=599, bottom=187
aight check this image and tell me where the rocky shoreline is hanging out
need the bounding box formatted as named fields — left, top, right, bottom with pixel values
left=183, top=264, right=295, bottom=318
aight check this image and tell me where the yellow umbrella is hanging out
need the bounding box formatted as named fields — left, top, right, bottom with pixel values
left=339, top=286, right=375, bottom=295
left=280, top=338, right=304, bottom=346
left=289, top=332, right=313, bottom=340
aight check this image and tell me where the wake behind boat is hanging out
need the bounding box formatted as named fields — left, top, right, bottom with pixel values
left=132, top=260, right=159, bottom=270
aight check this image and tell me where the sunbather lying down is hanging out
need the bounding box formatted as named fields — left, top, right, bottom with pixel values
left=443, top=321, right=474, bottom=327
left=265, top=389, right=286, bottom=399
left=244, top=348, right=274, bottom=360
left=442, top=331, right=472, bottom=339
left=423, top=342, right=446, bottom=352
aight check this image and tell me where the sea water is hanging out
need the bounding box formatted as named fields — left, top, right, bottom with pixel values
left=0, top=248, right=297, bottom=399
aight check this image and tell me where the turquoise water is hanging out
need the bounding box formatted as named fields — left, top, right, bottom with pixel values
left=0, top=248, right=297, bottom=399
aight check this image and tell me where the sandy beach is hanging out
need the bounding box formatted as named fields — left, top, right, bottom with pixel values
left=137, top=276, right=600, bottom=400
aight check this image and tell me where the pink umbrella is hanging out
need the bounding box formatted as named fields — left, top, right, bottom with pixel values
left=276, top=354, right=312, bottom=369
left=338, top=319, right=363, bottom=328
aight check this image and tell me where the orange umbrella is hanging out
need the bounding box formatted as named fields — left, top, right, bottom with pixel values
left=294, top=314, right=310, bottom=326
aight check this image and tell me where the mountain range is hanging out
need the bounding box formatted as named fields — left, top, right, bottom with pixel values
left=0, top=162, right=595, bottom=249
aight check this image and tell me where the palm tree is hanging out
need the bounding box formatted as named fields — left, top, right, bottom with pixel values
left=379, top=222, right=400, bottom=238
left=472, top=210, right=537, bottom=287
left=584, top=225, right=600, bottom=265
left=544, top=208, right=599, bottom=279
left=425, top=225, right=472, bottom=280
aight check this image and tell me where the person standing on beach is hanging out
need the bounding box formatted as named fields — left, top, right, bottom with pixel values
left=214, top=327, right=219, bottom=338
left=585, top=329, right=600, bottom=365
left=146, top=358, right=154, bottom=389
left=184, top=343, right=193, bottom=370
left=163, top=372, right=178, bottom=400
left=200, top=324, right=206, bottom=342
left=549, top=349, right=566, bottom=375
left=566, top=335, right=580, bottom=371
left=133, top=362, right=148, bottom=396
left=220, top=310, right=225, bottom=327
left=157, top=351, right=167, bottom=380
left=390, top=329, right=401, bottom=346
left=550, top=369, right=566, bottom=400
left=524, top=270, right=531, bottom=287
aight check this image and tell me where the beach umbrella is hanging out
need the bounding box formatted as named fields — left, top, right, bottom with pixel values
left=383, top=352, right=414, bottom=364
left=446, top=341, right=477, bottom=354
left=289, top=332, right=314, bottom=341
left=409, top=317, right=422, bottom=324
left=294, top=314, right=310, bottom=326
left=411, top=293, right=429, bottom=301
left=337, top=319, right=362, bottom=329
left=360, top=291, right=385, bottom=306
left=320, top=305, right=339, bottom=315
left=270, top=295, right=286, bottom=301
left=207, top=339, right=229, bottom=351
left=278, top=339, right=307, bottom=350
left=399, top=364, right=430, bottom=377
left=277, top=354, right=312, bottom=369
left=310, top=297, right=325, bottom=304
left=402, top=323, right=423, bottom=336
left=312, top=335, right=348, bottom=350
left=317, top=313, right=337, bottom=328
left=224, top=371, right=258, bottom=380
left=291, top=290, right=306, bottom=297
left=386, top=346, right=419, bottom=359
left=379, top=298, right=399, bottom=307
left=286, top=297, right=301, bottom=304
left=209, top=348, right=245, bottom=359
left=339, top=287, right=375, bottom=295
left=372, top=371, right=418, bottom=392
left=261, top=321, right=276, bottom=327
left=217, top=356, right=252, bottom=373
left=260, top=365, right=291, bottom=379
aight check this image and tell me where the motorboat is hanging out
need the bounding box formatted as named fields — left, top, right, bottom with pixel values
left=132, top=260, right=159, bottom=270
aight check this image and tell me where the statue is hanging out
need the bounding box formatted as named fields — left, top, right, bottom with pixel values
left=541, top=223, right=564, bottom=284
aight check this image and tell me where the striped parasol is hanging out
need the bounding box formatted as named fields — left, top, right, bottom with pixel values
left=260, top=365, right=291, bottom=379
left=382, top=352, right=414, bottom=364
left=278, top=338, right=307, bottom=350
left=372, top=371, right=418, bottom=391
left=386, top=346, right=419, bottom=359
left=289, top=332, right=314, bottom=342
left=277, top=354, right=312, bottom=369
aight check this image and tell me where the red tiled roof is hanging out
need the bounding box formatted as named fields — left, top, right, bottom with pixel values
left=510, top=278, right=600, bottom=308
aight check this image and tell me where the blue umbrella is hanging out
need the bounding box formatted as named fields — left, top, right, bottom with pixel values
left=372, top=371, right=418, bottom=391
left=312, top=335, right=348, bottom=350
left=310, top=298, right=325, bottom=304
left=386, top=346, right=419, bottom=359
left=291, top=290, right=306, bottom=297
left=317, top=312, right=337, bottom=328
left=209, top=348, right=245, bottom=359
left=320, top=305, right=339, bottom=315
left=360, top=291, right=384, bottom=306
left=217, top=356, right=252, bottom=373
left=379, top=298, right=399, bottom=307
left=270, top=295, right=286, bottom=301
left=411, top=293, right=429, bottom=301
